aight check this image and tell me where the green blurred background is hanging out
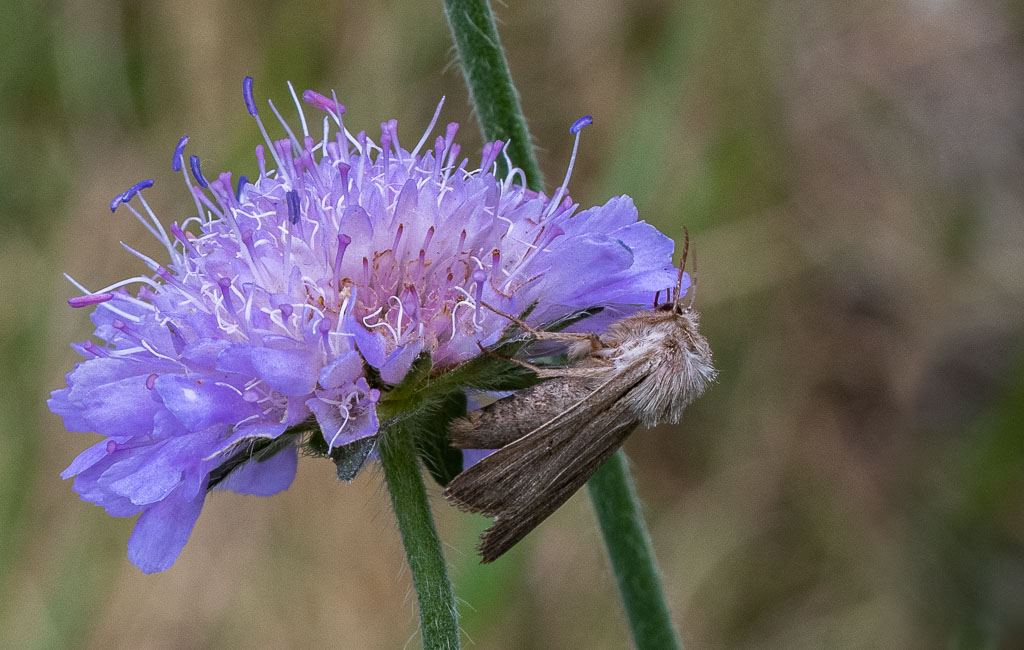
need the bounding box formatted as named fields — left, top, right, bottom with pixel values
left=3, top=0, right=1024, bottom=647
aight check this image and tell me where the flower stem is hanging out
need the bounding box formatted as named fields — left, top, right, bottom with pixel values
left=441, top=0, right=544, bottom=190
left=379, top=424, right=460, bottom=650
left=588, top=451, right=682, bottom=649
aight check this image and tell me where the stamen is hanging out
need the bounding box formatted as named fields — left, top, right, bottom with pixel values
left=472, top=269, right=487, bottom=327
left=235, top=175, right=249, bottom=201
left=172, top=136, right=189, bottom=171
left=243, top=77, right=287, bottom=178
left=480, top=140, right=504, bottom=172
left=218, top=277, right=238, bottom=318
left=286, top=190, right=301, bottom=224
left=302, top=89, right=346, bottom=119
left=189, top=155, right=209, bottom=188
left=545, top=115, right=591, bottom=219
left=268, top=98, right=302, bottom=154
left=421, top=226, right=435, bottom=253
left=68, top=294, right=114, bottom=308
left=411, top=96, right=445, bottom=157
left=287, top=81, right=309, bottom=139
left=334, top=234, right=352, bottom=274
left=243, top=76, right=258, bottom=116
left=145, top=373, right=158, bottom=390
left=392, top=223, right=404, bottom=253
left=490, top=249, right=500, bottom=277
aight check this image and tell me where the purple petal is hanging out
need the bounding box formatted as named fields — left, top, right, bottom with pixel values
left=318, top=349, right=364, bottom=389
left=127, top=487, right=206, bottom=574
left=215, top=444, right=297, bottom=496
left=47, top=387, right=91, bottom=432
left=249, top=346, right=318, bottom=395
left=154, top=375, right=256, bottom=431
left=347, top=312, right=387, bottom=368
left=379, top=340, right=424, bottom=385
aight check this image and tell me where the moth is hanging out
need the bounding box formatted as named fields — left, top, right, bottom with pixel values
left=443, top=233, right=716, bottom=562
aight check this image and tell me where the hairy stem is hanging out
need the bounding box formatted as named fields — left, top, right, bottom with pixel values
left=379, top=425, right=461, bottom=649
left=588, top=451, right=682, bottom=649
left=441, top=0, right=544, bottom=190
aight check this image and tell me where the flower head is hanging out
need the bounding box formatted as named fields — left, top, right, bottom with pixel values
left=49, top=78, right=681, bottom=572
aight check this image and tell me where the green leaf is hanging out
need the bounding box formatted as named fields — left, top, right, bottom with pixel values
left=328, top=436, right=378, bottom=482
left=410, top=390, right=468, bottom=487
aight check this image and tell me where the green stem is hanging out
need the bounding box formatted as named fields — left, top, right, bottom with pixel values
left=441, top=0, right=544, bottom=190
left=588, top=451, right=682, bottom=650
left=379, top=424, right=460, bottom=650
left=443, top=2, right=682, bottom=646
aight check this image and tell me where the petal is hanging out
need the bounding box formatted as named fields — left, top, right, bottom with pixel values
left=318, top=349, right=364, bottom=389
left=154, top=374, right=256, bottom=431
left=216, top=444, right=297, bottom=496
left=347, top=311, right=386, bottom=368
left=379, top=339, right=424, bottom=385
left=249, top=346, right=318, bottom=395
left=47, top=387, right=91, bottom=432
left=126, top=487, right=206, bottom=573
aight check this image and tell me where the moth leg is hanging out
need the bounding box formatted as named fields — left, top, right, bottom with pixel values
left=480, top=300, right=602, bottom=347
left=475, top=340, right=548, bottom=374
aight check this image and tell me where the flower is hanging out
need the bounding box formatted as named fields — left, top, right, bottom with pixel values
left=49, top=78, right=681, bottom=573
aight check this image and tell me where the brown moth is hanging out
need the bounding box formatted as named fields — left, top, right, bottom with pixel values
left=443, top=233, right=716, bottom=562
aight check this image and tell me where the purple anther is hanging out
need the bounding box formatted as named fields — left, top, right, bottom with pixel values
left=121, top=179, right=155, bottom=205
left=243, top=76, right=258, bottom=116
left=255, top=144, right=267, bottom=176
left=279, top=303, right=293, bottom=319
left=392, top=223, right=403, bottom=252
left=189, top=155, right=209, bottom=188
left=334, top=234, right=352, bottom=273
left=172, top=135, right=189, bottom=171
left=145, top=373, right=158, bottom=390
left=285, top=190, right=301, bottom=224
left=112, top=319, right=127, bottom=331
left=570, top=115, right=593, bottom=134
left=302, top=89, right=345, bottom=115
left=68, top=293, right=114, bottom=308
left=106, top=440, right=119, bottom=454
left=170, top=222, right=188, bottom=244
left=422, top=226, right=435, bottom=253
left=235, top=175, right=249, bottom=201
left=445, top=122, right=459, bottom=145
left=242, top=389, right=260, bottom=403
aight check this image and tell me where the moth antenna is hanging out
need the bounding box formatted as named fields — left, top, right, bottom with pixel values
left=687, top=244, right=698, bottom=311
left=653, top=290, right=661, bottom=309
left=672, top=227, right=690, bottom=309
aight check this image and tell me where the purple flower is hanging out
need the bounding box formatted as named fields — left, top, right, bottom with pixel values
left=49, top=78, right=680, bottom=573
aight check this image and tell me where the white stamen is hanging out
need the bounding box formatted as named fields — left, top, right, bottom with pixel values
left=411, top=97, right=446, bottom=158
left=287, top=81, right=310, bottom=140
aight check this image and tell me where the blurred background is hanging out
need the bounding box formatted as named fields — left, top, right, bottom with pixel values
left=2, top=0, right=1024, bottom=647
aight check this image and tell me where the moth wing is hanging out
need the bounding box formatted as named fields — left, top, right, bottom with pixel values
left=443, top=361, right=648, bottom=561
left=475, top=398, right=637, bottom=562
left=450, top=374, right=605, bottom=450
left=444, top=361, right=644, bottom=515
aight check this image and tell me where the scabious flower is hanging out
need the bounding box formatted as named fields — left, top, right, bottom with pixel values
left=48, top=77, right=680, bottom=573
